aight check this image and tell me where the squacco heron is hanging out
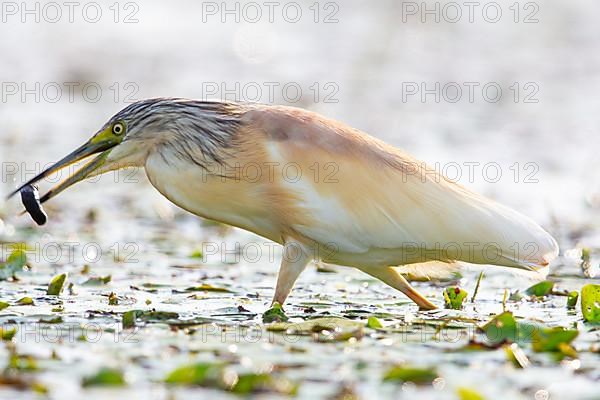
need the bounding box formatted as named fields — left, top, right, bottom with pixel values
left=8, top=98, right=558, bottom=310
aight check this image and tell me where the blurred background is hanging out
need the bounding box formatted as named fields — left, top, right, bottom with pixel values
left=0, top=1, right=599, bottom=398
left=1, top=0, right=599, bottom=246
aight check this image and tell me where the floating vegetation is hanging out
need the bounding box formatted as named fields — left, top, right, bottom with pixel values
left=366, top=316, right=383, bottom=329
left=47, top=273, right=67, bottom=295
left=82, top=368, right=126, bottom=387
left=567, top=291, right=579, bottom=309
left=0, top=249, right=27, bottom=280
left=581, top=284, right=600, bottom=323
left=525, top=280, right=555, bottom=297
left=165, top=362, right=298, bottom=395
left=1, top=221, right=599, bottom=398
left=383, top=366, right=439, bottom=385
left=444, top=287, right=468, bottom=309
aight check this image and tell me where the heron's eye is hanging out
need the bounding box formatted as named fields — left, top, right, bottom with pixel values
left=112, top=122, right=125, bottom=136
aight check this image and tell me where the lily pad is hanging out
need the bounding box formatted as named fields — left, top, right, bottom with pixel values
left=82, top=368, right=126, bottom=387
left=531, top=326, right=578, bottom=354
left=81, top=275, right=111, bottom=286
left=581, top=284, right=600, bottom=323
left=457, top=387, right=485, bottom=400
left=383, top=366, right=439, bottom=385
left=122, top=310, right=137, bottom=329
left=232, top=373, right=299, bottom=395
left=480, top=312, right=535, bottom=346
left=47, top=273, right=67, bottom=296
left=525, top=281, right=554, bottom=297
left=0, top=327, right=17, bottom=341
left=0, top=250, right=27, bottom=280
left=165, top=362, right=225, bottom=387
left=184, top=284, right=232, bottom=293
left=16, top=297, right=34, bottom=306
left=267, top=317, right=362, bottom=335
left=366, top=316, right=383, bottom=329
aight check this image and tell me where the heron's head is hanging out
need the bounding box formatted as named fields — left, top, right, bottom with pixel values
left=7, top=98, right=243, bottom=204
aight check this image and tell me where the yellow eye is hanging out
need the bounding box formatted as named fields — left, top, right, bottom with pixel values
left=112, top=122, right=125, bottom=136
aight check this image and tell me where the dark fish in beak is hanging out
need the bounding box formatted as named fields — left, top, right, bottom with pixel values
left=20, top=185, right=47, bottom=225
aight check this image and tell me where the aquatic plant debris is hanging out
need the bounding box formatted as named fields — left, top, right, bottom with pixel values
left=457, top=387, right=485, bottom=400
left=481, top=312, right=578, bottom=355
left=82, top=368, right=126, bottom=387
left=444, top=287, right=468, bottom=309
left=383, top=366, right=439, bottom=385
left=0, top=249, right=27, bottom=280
left=46, top=273, right=67, bottom=295
left=165, top=362, right=298, bottom=395
left=567, top=291, right=579, bottom=309
left=366, top=316, right=383, bottom=329
left=471, top=271, right=484, bottom=302
left=580, top=284, right=600, bottom=323
left=1, top=227, right=598, bottom=397
left=525, top=280, right=555, bottom=297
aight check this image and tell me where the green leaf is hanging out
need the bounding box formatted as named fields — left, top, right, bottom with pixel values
left=481, top=312, right=578, bottom=355
left=444, top=287, right=468, bottom=309
left=108, top=292, right=118, bottom=306
left=122, top=310, right=137, bottom=329
left=481, top=312, right=534, bottom=346
left=81, top=275, right=111, bottom=286
left=531, top=326, right=578, bottom=353
left=16, top=297, right=34, bottom=306
left=232, top=373, right=299, bottom=395
left=189, top=249, right=203, bottom=259
left=581, top=284, right=600, bottom=323
left=138, top=311, right=179, bottom=322
left=366, top=316, right=383, bottom=329
left=263, top=302, right=289, bottom=323
left=185, top=284, right=232, bottom=293
left=164, top=362, right=224, bottom=386
left=581, top=247, right=591, bottom=263
left=525, top=281, right=554, bottom=297
left=9, top=354, right=38, bottom=371
left=47, top=273, right=67, bottom=295
left=567, top=291, right=579, bottom=309
left=383, top=366, right=438, bottom=385
left=0, top=327, right=17, bottom=341
left=0, top=249, right=27, bottom=280
left=268, top=316, right=362, bottom=333
left=457, top=387, right=485, bottom=400
left=122, top=310, right=180, bottom=327
left=82, top=368, right=126, bottom=387
left=504, top=343, right=530, bottom=368
left=39, top=316, right=63, bottom=324
left=0, top=301, right=9, bottom=311
left=268, top=317, right=364, bottom=342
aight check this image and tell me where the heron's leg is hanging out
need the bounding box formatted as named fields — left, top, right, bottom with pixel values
left=272, top=241, right=311, bottom=306
left=359, top=266, right=437, bottom=310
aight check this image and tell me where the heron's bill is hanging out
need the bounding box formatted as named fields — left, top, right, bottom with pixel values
left=7, top=139, right=115, bottom=203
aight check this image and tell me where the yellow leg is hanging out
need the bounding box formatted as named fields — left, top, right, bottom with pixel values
left=360, top=266, right=437, bottom=310
left=272, top=242, right=311, bottom=305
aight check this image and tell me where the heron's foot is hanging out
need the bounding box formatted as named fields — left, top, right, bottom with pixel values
left=263, top=302, right=289, bottom=323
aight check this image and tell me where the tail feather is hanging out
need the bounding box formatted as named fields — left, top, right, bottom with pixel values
left=394, top=261, right=463, bottom=282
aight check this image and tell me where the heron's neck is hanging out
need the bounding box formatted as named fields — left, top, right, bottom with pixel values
left=153, top=101, right=245, bottom=168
